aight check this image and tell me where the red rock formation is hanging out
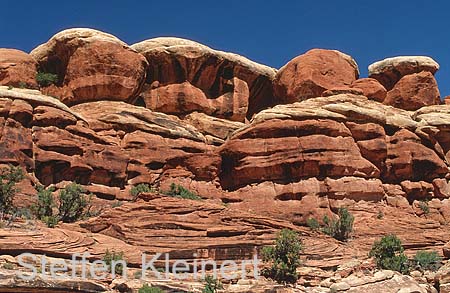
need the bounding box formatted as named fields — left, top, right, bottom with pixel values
left=273, top=49, right=359, bottom=104
left=351, top=78, right=387, bottom=102
left=0, top=49, right=38, bottom=89
left=140, top=78, right=249, bottom=122
left=0, top=30, right=450, bottom=292
left=384, top=71, right=441, bottom=111
left=31, top=28, right=147, bottom=105
left=369, top=56, right=439, bottom=90
left=131, top=37, right=276, bottom=118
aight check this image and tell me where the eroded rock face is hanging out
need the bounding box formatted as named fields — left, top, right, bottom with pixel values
left=0, top=49, right=38, bottom=89
left=139, top=79, right=249, bottom=122
left=368, top=56, right=439, bottom=90
left=131, top=37, right=276, bottom=117
left=31, top=28, right=148, bottom=105
left=273, top=49, right=359, bottom=104
left=351, top=78, right=387, bottom=102
left=383, top=71, right=441, bottom=111
left=2, top=33, right=450, bottom=292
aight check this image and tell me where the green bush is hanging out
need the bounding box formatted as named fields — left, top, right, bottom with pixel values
left=418, top=201, right=430, bottom=215
left=0, top=165, right=24, bottom=214
left=33, top=185, right=55, bottom=219
left=58, top=183, right=91, bottom=223
left=138, top=284, right=165, bottom=293
left=202, top=275, right=223, bottom=293
left=103, top=249, right=125, bottom=275
left=306, top=218, right=320, bottom=231
left=36, top=72, right=58, bottom=87
left=322, top=208, right=354, bottom=241
left=369, top=234, right=409, bottom=274
left=413, top=251, right=442, bottom=271
left=42, top=215, right=58, bottom=228
left=164, top=183, right=201, bottom=200
left=130, top=183, right=152, bottom=199
left=377, top=211, right=384, bottom=219
left=261, top=229, right=302, bottom=284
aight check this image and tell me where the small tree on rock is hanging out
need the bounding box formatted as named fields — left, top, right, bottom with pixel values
left=261, top=229, right=303, bottom=284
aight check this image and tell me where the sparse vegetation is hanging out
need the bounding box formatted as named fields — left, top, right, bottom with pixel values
left=103, top=249, right=125, bottom=275
left=138, top=284, right=165, bottom=293
left=130, top=183, right=152, bottom=199
left=33, top=183, right=92, bottom=227
left=418, top=201, right=430, bottom=215
left=36, top=72, right=58, bottom=87
left=2, top=263, right=14, bottom=270
left=369, top=234, right=409, bottom=274
left=377, top=211, right=384, bottom=219
left=111, top=200, right=123, bottom=208
left=322, top=208, right=354, bottom=241
left=0, top=165, right=24, bottom=215
left=261, top=229, right=302, bottom=284
left=164, top=183, right=201, bottom=200
left=58, top=183, right=91, bottom=223
left=18, top=82, right=27, bottom=89
left=33, top=185, right=55, bottom=220
left=42, top=215, right=58, bottom=228
left=7, top=85, right=13, bottom=90
left=202, top=275, right=223, bottom=293
left=413, top=250, right=442, bottom=271
left=306, top=218, right=320, bottom=231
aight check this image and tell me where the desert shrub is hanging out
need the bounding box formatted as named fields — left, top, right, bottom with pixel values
left=0, top=165, right=24, bottom=214
left=377, top=211, right=384, bottom=219
left=42, top=215, right=58, bottom=228
left=130, top=183, right=152, bottom=199
left=413, top=251, right=442, bottom=271
left=18, top=82, right=27, bottom=89
left=306, top=218, right=320, bottom=231
left=164, top=183, right=201, bottom=200
left=322, top=208, right=354, bottom=241
left=369, top=234, right=409, bottom=274
left=33, top=185, right=55, bottom=219
left=138, top=284, right=165, bottom=293
left=111, top=200, right=123, bottom=208
left=2, top=263, right=14, bottom=270
left=261, top=229, right=302, bottom=284
left=418, top=201, right=430, bottom=215
left=103, top=249, right=125, bottom=275
left=58, top=183, right=91, bottom=223
left=36, top=72, right=58, bottom=87
left=202, top=275, right=223, bottom=293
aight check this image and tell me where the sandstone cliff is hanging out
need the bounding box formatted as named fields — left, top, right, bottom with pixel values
left=0, top=28, right=449, bottom=292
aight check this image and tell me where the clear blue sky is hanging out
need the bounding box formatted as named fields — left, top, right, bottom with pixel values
left=1, top=0, right=449, bottom=97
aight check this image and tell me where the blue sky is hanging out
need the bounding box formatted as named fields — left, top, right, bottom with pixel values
left=1, top=0, right=449, bottom=96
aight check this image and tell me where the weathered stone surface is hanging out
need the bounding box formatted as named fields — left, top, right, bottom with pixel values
left=369, top=56, right=439, bottom=90
left=273, top=49, right=359, bottom=104
left=184, top=112, right=244, bottom=142
left=31, top=28, right=147, bottom=105
left=0, top=49, right=38, bottom=89
left=139, top=78, right=249, bottom=122
left=384, top=71, right=440, bottom=111
left=351, top=78, right=387, bottom=102
left=131, top=37, right=276, bottom=117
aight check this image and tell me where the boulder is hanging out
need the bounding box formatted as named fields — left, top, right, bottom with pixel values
left=351, top=78, right=387, bottom=102
left=384, top=71, right=440, bottom=111
left=139, top=78, right=249, bottom=122
left=131, top=37, right=276, bottom=117
left=369, top=56, right=439, bottom=90
left=273, top=49, right=359, bottom=104
left=0, top=49, right=38, bottom=89
left=30, top=28, right=147, bottom=105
